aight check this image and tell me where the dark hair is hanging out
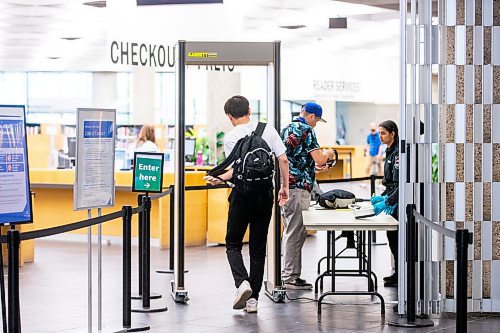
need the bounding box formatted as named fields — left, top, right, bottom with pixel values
left=379, top=120, right=399, bottom=140
left=224, top=95, right=250, bottom=119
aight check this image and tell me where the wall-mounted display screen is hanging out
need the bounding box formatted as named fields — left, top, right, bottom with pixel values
left=137, top=0, right=222, bottom=5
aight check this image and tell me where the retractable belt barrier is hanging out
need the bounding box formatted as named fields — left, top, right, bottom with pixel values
left=0, top=203, right=148, bottom=333
left=316, top=175, right=383, bottom=184
left=389, top=204, right=472, bottom=333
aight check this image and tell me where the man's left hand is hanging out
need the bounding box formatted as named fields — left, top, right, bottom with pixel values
left=278, top=187, right=289, bottom=206
left=203, top=175, right=223, bottom=186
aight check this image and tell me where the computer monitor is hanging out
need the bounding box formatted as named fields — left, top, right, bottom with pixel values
left=184, top=138, right=196, bottom=159
left=67, top=137, right=77, bottom=158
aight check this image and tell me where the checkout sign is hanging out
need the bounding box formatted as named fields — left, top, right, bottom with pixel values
left=132, top=152, right=164, bottom=193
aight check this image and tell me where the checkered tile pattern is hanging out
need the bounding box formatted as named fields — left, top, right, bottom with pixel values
left=405, top=0, right=500, bottom=314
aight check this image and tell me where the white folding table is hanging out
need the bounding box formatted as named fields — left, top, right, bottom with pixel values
left=302, top=206, right=398, bottom=315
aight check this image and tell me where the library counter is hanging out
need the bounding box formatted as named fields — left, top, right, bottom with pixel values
left=29, top=169, right=208, bottom=248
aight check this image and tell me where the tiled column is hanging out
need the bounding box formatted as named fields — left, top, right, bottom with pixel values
left=440, top=0, right=500, bottom=313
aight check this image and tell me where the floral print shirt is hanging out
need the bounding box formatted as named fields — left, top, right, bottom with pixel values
left=281, top=118, right=320, bottom=192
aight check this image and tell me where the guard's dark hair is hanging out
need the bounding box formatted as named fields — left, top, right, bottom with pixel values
left=379, top=120, right=399, bottom=140
left=224, top=95, right=250, bottom=119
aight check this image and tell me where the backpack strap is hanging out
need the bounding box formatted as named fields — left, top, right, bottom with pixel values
left=254, top=122, right=266, bottom=137
left=207, top=136, right=245, bottom=177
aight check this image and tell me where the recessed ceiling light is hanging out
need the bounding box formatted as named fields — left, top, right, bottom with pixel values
left=61, top=37, right=81, bottom=41
left=83, top=1, right=106, bottom=8
left=279, top=25, right=306, bottom=30
left=329, top=18, right=347, bottom=29
left=47, top=56, right=60, bottom=60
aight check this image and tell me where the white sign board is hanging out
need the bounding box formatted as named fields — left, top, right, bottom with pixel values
left=0, top=105, right=32, bottom=225
left=74, top=108, right=116, bottom=210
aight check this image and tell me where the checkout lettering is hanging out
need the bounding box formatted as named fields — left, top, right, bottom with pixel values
left=110, top=41, right=175, bottom=68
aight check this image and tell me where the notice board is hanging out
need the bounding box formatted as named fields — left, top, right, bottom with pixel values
left=0, top=105, right=32, bottom=225
left=74, top=108, right=116, bottom=210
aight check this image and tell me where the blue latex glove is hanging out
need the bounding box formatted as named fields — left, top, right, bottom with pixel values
left=384, top=204, right=397, bottom=215
left=373, top=201, right=387, bottom=215
left=370, top=195, right=386, bottom=205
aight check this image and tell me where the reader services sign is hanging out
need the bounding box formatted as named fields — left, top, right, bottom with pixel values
left=133, top=152, right=164, bottom=193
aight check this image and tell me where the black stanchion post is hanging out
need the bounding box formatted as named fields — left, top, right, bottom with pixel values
left=370, top=174, right=377, bottom=243
left=456, top=229, right=471, bottom=333
left=406, top=203, right=416, bottom=323
left=389, top=204, right=433, bottom=328
left=370, top=174, right=376, bottom=197
left=137, top=194, right=144, bottom=298
left=122, top=206, right=132, bottom=328
left=122, top=206, right=151, bottom=331
left=7, top=229, right=21, bottom=333
left=0, top=238, right=7, bottom=333
left=156, top=186, right=186, bottom=276
left=169, top=187, right=174, bottom=271
left=142, top=196, right=151, bottom=309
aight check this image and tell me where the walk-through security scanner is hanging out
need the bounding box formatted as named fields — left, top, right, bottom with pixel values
left=172, top=40, right=285, bottom=303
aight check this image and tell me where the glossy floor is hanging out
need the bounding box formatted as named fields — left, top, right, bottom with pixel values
left=4, top=230, right=498, bottom=333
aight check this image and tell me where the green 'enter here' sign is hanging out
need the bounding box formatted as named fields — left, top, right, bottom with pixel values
left=132, top=152, right=164, bottom=193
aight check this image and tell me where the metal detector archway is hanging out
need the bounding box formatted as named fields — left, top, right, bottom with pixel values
left=171, top=40, right=284, bottom=303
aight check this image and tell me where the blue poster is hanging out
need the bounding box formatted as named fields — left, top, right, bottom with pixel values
left=83, top=120, right=114, bottom=139
left=0, top=105, right=32, bottom=224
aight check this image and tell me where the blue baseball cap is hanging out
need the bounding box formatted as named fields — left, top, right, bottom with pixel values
left=302, top=102, right=326, bottom=123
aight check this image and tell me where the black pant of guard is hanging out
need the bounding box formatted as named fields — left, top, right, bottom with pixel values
left=225, top=189, right=273, bottom=300
left=386, top=210, right=399, bottom=274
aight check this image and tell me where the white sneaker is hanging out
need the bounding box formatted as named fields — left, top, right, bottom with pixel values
left=233, top=280, right=252, bottom=310
left=244, top=298, right=258, bottom=313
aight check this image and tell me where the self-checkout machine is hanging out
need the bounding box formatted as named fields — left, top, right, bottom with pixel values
left=172, top=41, right=285, bottom=303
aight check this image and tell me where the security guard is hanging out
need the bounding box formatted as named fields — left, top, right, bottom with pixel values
left=370, top=120, right=399, bottom=288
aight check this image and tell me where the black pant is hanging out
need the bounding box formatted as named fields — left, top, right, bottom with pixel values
left=225, top=189, right=273, bottom=300
left=387, top=210, right=398, bottom=274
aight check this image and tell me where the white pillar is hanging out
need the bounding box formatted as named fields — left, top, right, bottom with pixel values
left=132, top=67, right=156, bottom=125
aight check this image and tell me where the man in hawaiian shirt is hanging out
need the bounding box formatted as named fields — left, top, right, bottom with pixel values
left=280, top=102, right=335, bottom=290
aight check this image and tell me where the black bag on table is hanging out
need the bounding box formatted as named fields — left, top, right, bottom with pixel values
left=317, top=189, right=356, bottom=209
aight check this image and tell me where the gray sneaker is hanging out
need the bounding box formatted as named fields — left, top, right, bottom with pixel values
left=233, top=280, right=252, bottom=310
left=284, top=278, right=313, bottom=290
left=244, top=298, right=258, bottom=313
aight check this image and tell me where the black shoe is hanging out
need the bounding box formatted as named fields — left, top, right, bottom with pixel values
left=284, top=277, right=313, bottom=290
left=383, top=273, right=397, bottom=282
left=384, top=276, right=398, bottom=288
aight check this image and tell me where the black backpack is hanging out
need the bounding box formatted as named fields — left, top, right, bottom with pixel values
left=208, top=122, right=275, bottom=195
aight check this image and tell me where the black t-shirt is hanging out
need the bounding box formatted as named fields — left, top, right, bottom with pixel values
left=382, top=142, right=399, bottom=207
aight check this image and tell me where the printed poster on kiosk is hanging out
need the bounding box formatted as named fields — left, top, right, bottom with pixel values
left=0, top=105, right=33, bottom=225
left=74, top=108, right=116, bottom=210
